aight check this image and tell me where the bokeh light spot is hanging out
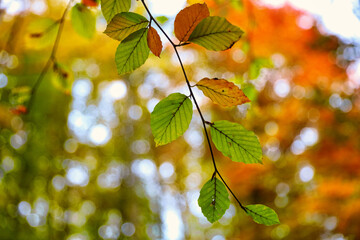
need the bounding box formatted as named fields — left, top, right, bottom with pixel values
left=128, top=105, right=143, bottom=120
left=0, top=73, right=8, bottom=88
left=212, top=235, right=225, bottom=240
left=30, top=0, right=47, bottom=15
left=2, top=156, right=14, bottom=172
left=299, top=165, right=315, bottom=182
left=52, top=175, right=66, bottom=191
left=159, top=162, right=174, bottom=179
left=324, top=216, right=337, bottom=231
left=3, top=0, right=25, bottom=15
left=297, top=15, right=314, bottom=29
left=340, top=99, right=353, bottom=112
left=89, top=124, right=111, bottom=146
left=265, top=121, right=279, bottom=136
left=147, top=98, right=160, bottom=112
left=300, top=127, right=319, bottom=146
left=26, top=214, right=41, bottom=227
left=121, top=222, right=135, bottom=237
left=98, top=225, right=120, bottom=239
left=108, top=80, right=127, bottom=100
left=72, top=79, right=93, bottom=99
left=274, top=79, right=290, bottom=98
left=290, top=139, right=306, bottom=155
left=66, top=165, right=89, bottom=186
left=232, top=49, right=246, bottom=63
left=275, top=196, right=289, bottom=208
left=18, top=201, right=31, bottom=216
left=276, top=182, right=290, bottom=197
left=64, top=138, right=78, bottom=153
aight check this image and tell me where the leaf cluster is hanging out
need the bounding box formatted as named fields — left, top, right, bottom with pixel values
left=97, top=0, right=279, bottom=225
left=25, top=0, right=280, bottom=226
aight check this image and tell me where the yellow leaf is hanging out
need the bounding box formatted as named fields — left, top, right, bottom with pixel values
left=196, top=78, right=250, bottom=107
left=147, top=27, right=162, bottom=57
left=174, top=3, right=209, bottom=42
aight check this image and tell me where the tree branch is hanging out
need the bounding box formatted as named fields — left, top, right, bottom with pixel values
left=27, top=0, right=74, bottom=113
left=140, top=0, right=247, bottom=213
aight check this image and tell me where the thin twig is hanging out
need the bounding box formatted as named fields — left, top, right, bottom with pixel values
left=140, top=0, right=247, bottom=213
left=140, top=0, right=175, bottom=46
left=216, top=170, right=247, bottom=212
left=27, top=0, right=74, bottom=113
left=174, top=42, right=190, bottom=47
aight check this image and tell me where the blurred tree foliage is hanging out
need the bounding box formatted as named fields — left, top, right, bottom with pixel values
left=0, top=0, right=359, bottom=239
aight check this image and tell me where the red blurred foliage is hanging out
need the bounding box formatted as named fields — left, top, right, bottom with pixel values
left=202, top=0, right=360, bottom=238
left=10, top=105, right=27, bottom=115
left=82, top=0, right=99, bottom=7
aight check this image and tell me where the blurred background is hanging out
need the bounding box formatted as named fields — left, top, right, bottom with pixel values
left=0, top=0, right=360, bottom=239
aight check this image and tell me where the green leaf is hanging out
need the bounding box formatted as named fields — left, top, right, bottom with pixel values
left=210, top=120, right=262, bottom=164
left=188, top=16, right=243, bottom=51
left=248, top=58, right=273, bottom=80
left=155, top=16, right=169, bottom=24
left=115, top=28, right=149, bottom=75
left=101, top=0, right=131, bottom=22
left=246, top=204, right=280, bottom=226
left=150, top=93, right=193, bottom=146
left=104, top=12, right=149, bottom=41
left=231, top=0, right=243, bottom=10
left=198, top=177, right=230, bottom=223
left=242, top=83, right=258, bottom=102
left=71, top=3, right=96, bottom=39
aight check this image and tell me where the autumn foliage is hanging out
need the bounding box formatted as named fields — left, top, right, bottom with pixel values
left=0, top=0, right=359, bottom=239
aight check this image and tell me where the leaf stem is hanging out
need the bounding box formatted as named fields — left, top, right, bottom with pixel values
left=216, top=170, right=247, bottom=212
left=140, top=0, right=247, bottom=213
left=27, top=0, right=74, bottom=113
left=140, top=0, right=175, bottom=46
left=174, top=42, right=190, bottom=47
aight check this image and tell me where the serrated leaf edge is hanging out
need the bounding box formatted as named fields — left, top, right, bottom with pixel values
left=198, top=177, right=230, bottom=223
left=117, top=28, right=148, bottom=74
left=245, top=205, right=280, bottom=226
left=155, top=95, right=189, bottom=146
left=210, top=123, right=262, bottom=163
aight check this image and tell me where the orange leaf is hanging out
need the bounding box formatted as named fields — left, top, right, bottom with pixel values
left=147, top=26, right=162, bottom=57
left=196, top=78, right=250, bottom=107
left=82, top=0, right=98, bottom=7
left=11, top=105, right=27, bottom=115
left=174, top=3, right=209, bottom=42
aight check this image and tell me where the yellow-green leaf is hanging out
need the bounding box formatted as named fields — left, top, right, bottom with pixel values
left=198, top=177, right=230, bottom=223
left=248, top=58, right=273, bottom=80
left=246, top=204, right=280, bottom=226
left=210, top=120, right=262, bottom=164
left=104, top=12, right=149, bottom=41
left=150, top=93, right=193, bottom=146
left=188, top=16, right=243, bottom=51
left=71, top=3, right=96, bottom=39
left=196, top=78, right=250, bottom=107
left=155, top=16, right=168, bottom=24
left=101, top=0, right=131, bottom=22
left=115, top=28, right=149, bottom=75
